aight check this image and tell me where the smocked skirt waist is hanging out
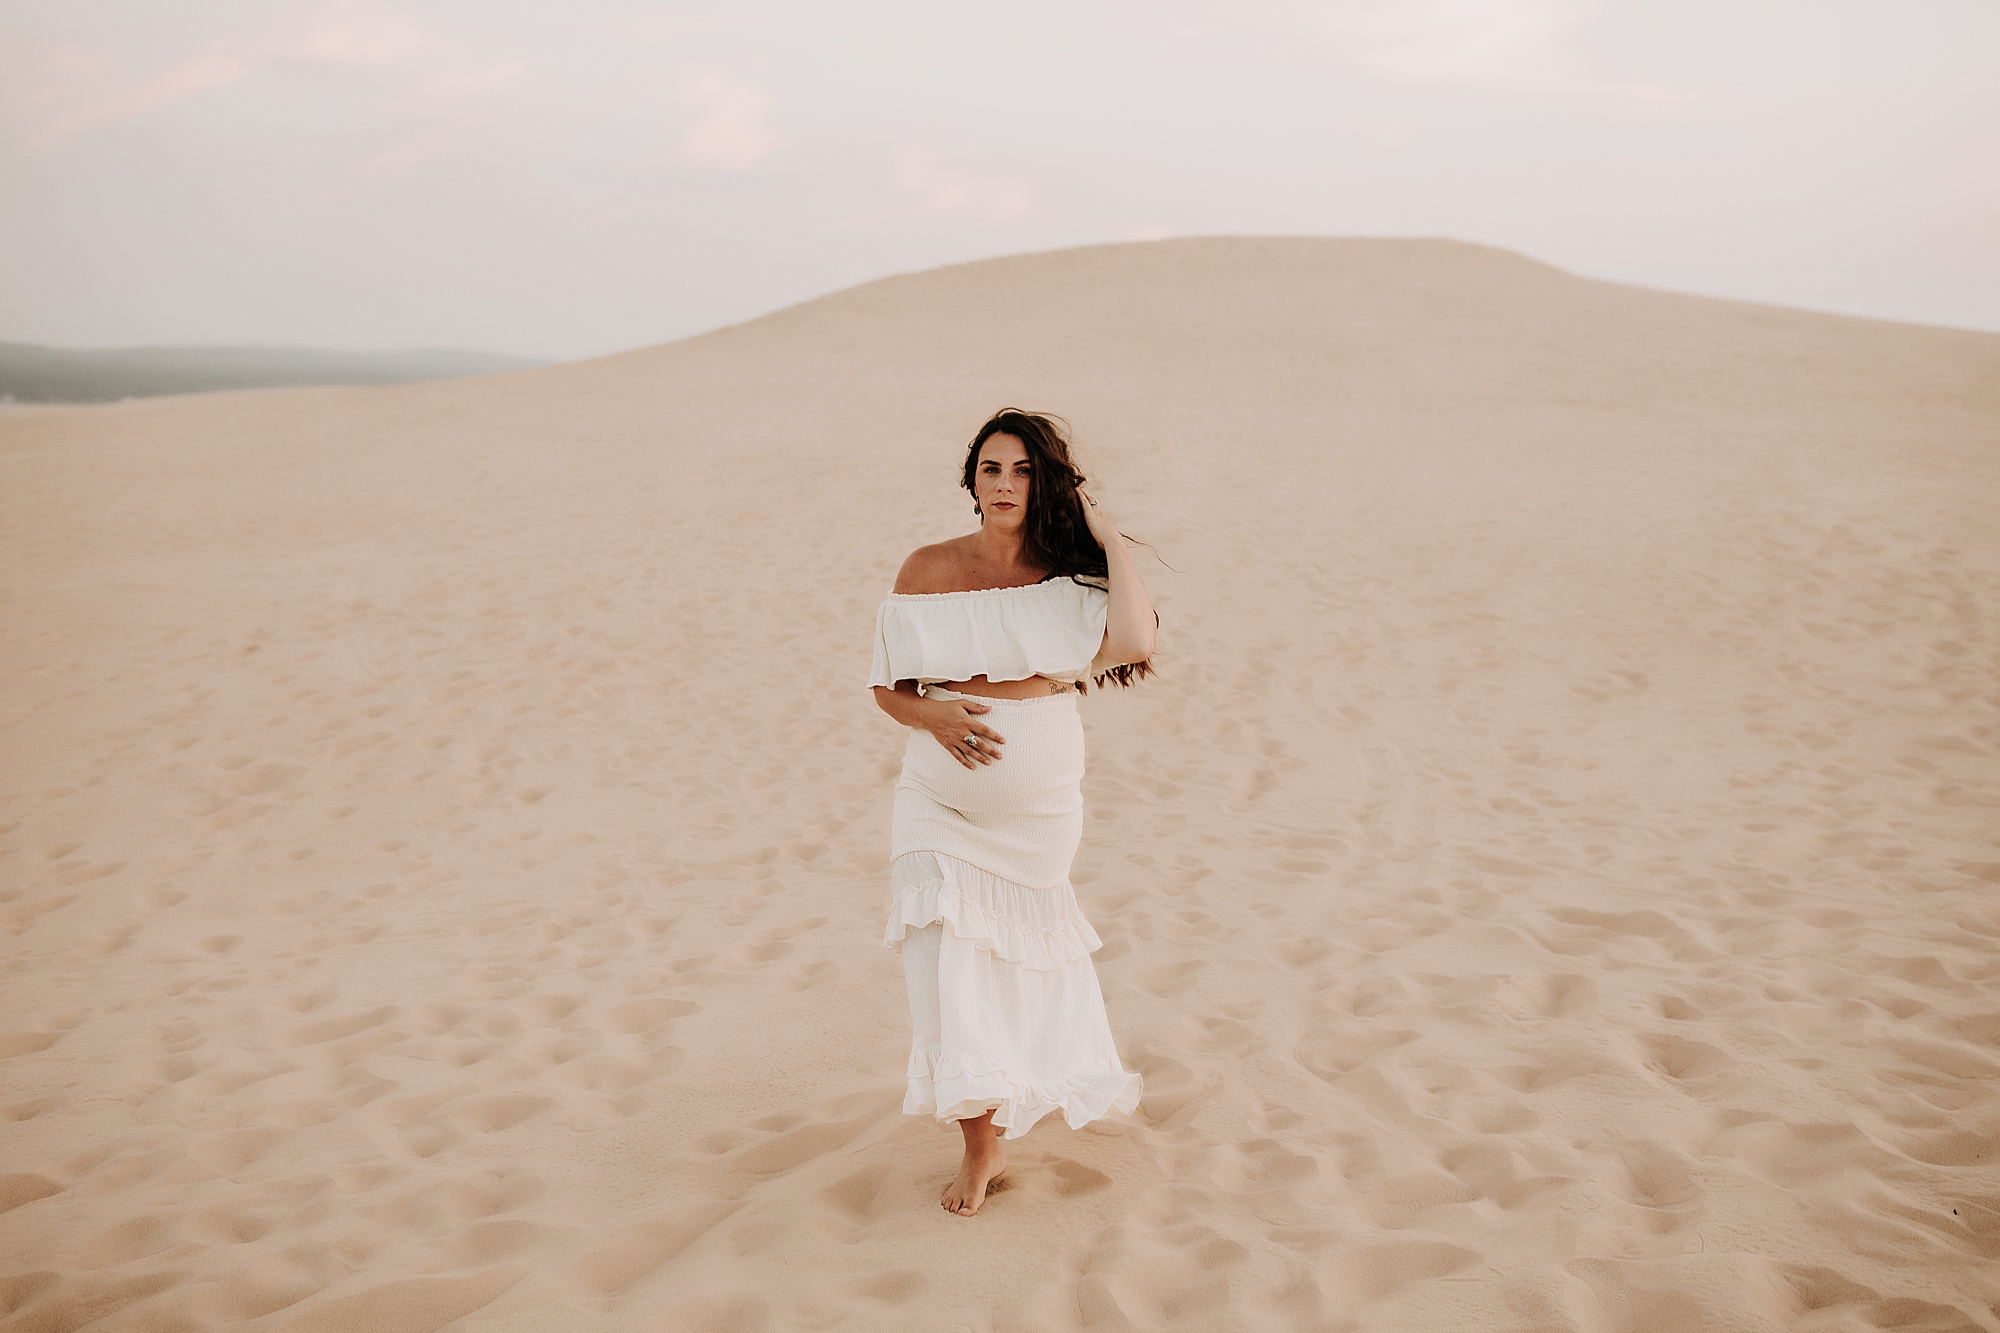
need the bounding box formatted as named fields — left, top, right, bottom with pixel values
left=890, top=689, right=1084, bottom=891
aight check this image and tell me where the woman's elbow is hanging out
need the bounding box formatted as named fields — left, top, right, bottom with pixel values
left=874, top=682, right=918, bottom=717
left=1103, top=633, right=1154, bottom=666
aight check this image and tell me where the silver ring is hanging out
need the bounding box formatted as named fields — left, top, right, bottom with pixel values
left=964, top=734, right=978, bottom=746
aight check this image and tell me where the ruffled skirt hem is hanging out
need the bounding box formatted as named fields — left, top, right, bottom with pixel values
left=892, top=849, right=1141, bottom=1139
left=903, top=1052, right=1143, bottom=1139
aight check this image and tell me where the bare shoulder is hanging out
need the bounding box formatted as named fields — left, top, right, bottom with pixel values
left=892, top=537, right=976, bottom=594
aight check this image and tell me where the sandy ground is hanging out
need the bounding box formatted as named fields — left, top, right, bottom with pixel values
left=3, top=237, right=1999, bottom=1332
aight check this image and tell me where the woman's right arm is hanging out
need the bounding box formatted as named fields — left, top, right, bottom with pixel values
left=872, top=682, right=1006, bottom=769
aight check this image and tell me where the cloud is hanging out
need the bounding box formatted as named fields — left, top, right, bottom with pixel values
left=1315, top=0, right=1704, bottom=110
left=21, top=48, right=250, bottom=149
left=275, top=6, right=429, bottom=68
left=1340, top=0, right=1566, bottom=79
left=5, top=3, right=518, bottom=152
left=680, top=74, right=775, bottom=172
left=892, top=149, right=1035, bottom=221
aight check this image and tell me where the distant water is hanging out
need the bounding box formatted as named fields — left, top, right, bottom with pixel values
left=0, top=342, right=552, bottom=404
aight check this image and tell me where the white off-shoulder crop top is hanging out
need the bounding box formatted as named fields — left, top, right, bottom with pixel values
left=868, top=578, right=1111, bottom=690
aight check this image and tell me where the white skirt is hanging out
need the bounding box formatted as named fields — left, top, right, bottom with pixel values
left=883, top=688, right=1141, bottom=1139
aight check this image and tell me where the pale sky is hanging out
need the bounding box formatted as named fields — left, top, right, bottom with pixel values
left=2, top=1, right=1995, bottom=360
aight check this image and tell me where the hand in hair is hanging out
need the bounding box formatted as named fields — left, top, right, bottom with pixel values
left=1079, top=487, right=1157, bottom=670
left=1077, top=488, right=1120, bottom=552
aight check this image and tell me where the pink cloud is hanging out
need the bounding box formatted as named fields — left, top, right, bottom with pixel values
left=893, top=149, right=1035, bottom=221
left=26, top=49, right=250, bottom=149
left=680, top=73, right=776, bottom=173
left=6, top=2, right=513, bottom=152
left=1317, top=0, right=1706, bottom=111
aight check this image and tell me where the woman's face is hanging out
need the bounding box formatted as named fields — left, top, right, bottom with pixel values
left=975, top=433, right=1031, bottom=529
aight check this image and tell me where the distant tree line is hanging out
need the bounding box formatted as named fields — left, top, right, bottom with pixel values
left=0, top=342, right=549, bottom=404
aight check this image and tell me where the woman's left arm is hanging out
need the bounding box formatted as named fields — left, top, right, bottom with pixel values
left=1079, top=490, right=1156, bottom=665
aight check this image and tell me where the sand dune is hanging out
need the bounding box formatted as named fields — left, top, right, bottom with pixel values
left=2, top=237, right=1998, bottom=1330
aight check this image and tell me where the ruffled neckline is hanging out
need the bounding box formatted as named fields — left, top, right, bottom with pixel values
left=884, top=578, right=1092, bottom=602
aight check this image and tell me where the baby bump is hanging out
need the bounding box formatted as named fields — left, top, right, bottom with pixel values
left=897, top=708, right=1085, bottom=816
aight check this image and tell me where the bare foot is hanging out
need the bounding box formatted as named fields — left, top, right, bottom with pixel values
left=941, top=1110, right=1007, bottom=1216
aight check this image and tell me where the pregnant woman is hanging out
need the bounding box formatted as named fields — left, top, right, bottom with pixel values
left=869, top=409, right=1155, bottom=1217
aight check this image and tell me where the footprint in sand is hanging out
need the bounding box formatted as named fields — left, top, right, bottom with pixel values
left=1893, top=1125, right=2000, bottom=1169
left=844, top=1269, right=927, bottom=1304
left=1135, top=1055, right=1210, bottom=1126
left=4, top=1094, right=63, bottom=1123
left=1185, top=1011, right=1259, bottom=1054
left=1034, top=1157, right=1113, bottom=1199
left=1928, top=1195, right=2000, bottom=1260
left=1594, top=1138, right=1702, bottom=1215
left=1446, top=1095, right=1540, bottom=1134
left=1437, top=1140, right=1571, bottom=1211
left=1634, top=1032, right=1739, bottom=1083
left=1322, top=1239, right=1480, bottom=1307
left=1270, top=937, right=1335, bottom=970
left=718, top=917, right=829, bottom=971
left=814, top=1162, right=902, bottom=1244
left=207, top=1246, right=345, bottom=1319
left=1136, top=959, right=1206, bottom=998
left=513, top=993, right=583, bottom=1026
left=273, top=1265, right=523, bottom=1332
left=660, top=1294, right=770, bottom=1333
left=1707, top=1118, right=1888, bottom=1189
left=1197, top=1138, right=1320, bottom=1194
left=1769, top=1265, right=1977, bottom=1332
left=2, top=894, right=80, bottom=936
left=369, top=1085, right=474, bottom=1161
left=1486, top=1040, right=1607, bottom=1093
left=694, top=1089, right=904, bottom=1210
left=280, top=1006, right=408, bottom=1070
left=0, top=1031, right=63, bottom=1059
left=1500, top=973, right=1598, bottom=1019
left=1064, top=1217, right=1248, bottom=1328
left=596, top=995, right=698, bottom=1037
left=565, top=1202, right=737, bottom=1298
left=1654, top=993, right=1702, bottom=1021
left=777, top=958, right=839, bottom=992
left=76, top=1213, right=182, bottom=1269
left=1295, top=1025, right=1418, bottom=1080
left=185, top=1198, right=278, bottom=1244
left=2, top=1271, right=185, bottom=1327
left=553, top=1053, right=658, bottom=1095
left=186, top=1126, right=287, bottom=1177
left=0, top=1173, right=63, bottom=1215
left=454, top=1093, right=553, bottom=1134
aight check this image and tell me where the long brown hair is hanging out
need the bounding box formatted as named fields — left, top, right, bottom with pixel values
left=962, top=409, right=1155, bottom=690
